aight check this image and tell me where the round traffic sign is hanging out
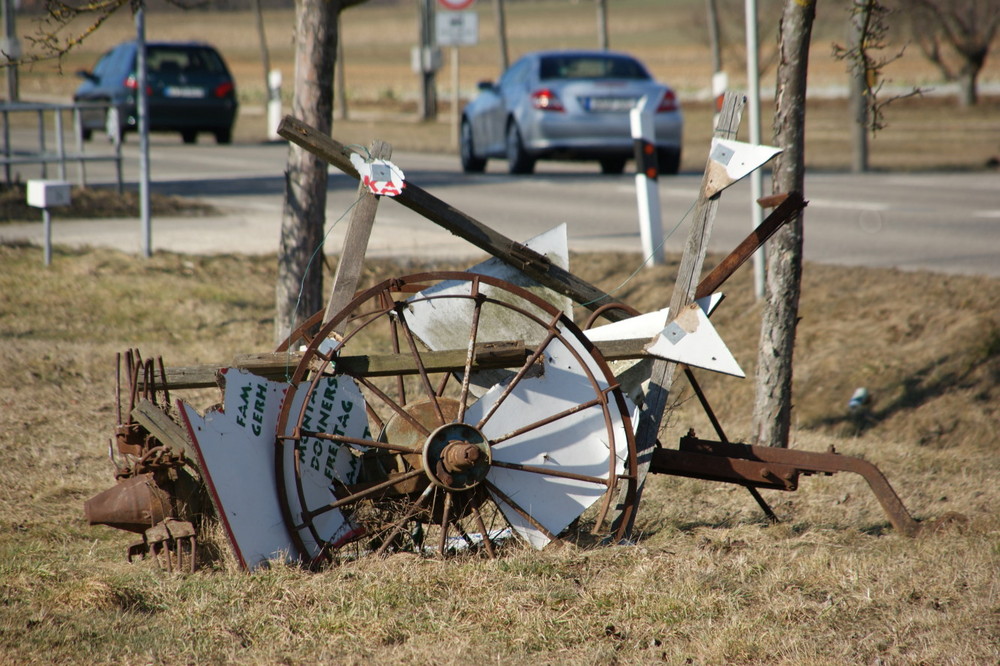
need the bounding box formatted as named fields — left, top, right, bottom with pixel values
left=438, top=0, right=476, bottom=10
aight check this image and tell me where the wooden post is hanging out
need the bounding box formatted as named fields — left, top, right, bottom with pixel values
left=324, top=139, right=392, bottom=330
left=613, top=91, right=746, bottom=538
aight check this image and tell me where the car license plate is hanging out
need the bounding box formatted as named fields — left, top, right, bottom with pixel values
left=164, top=86, right=205, bottom=99
left=584, top=96, right=639, bottom=112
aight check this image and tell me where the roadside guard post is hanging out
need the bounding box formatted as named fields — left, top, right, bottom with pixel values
left=26, top=179, right=71, bottom=267
left=630, top=95, right=664, bottom=266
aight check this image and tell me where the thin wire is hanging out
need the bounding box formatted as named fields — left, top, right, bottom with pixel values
left=576, top=197, right=698, bottom=308
left=284, top=192, right=365, bottom=379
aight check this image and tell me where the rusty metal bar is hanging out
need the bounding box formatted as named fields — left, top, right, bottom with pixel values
left=651, top=434, right=922, bottom=536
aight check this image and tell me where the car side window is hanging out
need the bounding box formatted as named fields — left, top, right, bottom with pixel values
left=499, top=59, right=529, bottom=97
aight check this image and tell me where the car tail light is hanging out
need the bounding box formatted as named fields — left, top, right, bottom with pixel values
left=214, top=81, right=234, bottom=98
left=656, top=90, right=678, bottom=112
left=124, top=75, right=152, bottom=96
left=531, top=88, right=564, bottom=112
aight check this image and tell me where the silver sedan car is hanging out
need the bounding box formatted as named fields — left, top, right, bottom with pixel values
left=460, top=50, right=683, bottom=175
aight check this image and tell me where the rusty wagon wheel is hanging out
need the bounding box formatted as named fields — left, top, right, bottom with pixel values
left=274, top=271, right=637, bottom=565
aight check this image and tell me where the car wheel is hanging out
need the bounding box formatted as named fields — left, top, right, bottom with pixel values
left=214, top=128, right=233, bottom=145
left=460, top=120, right=487, bottom=173
left=657, top=147, right=681, bottom=175
left=181, top=130, right=198, bottom=145
left=506, top=122, right=535, bottom=175
left=600, top=157, right=627, bottom=175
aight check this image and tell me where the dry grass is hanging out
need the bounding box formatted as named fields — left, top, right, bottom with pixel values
left=1, top=242, right=998, bottom=664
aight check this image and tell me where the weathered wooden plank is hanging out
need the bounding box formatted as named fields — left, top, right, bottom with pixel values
left=325, top=139, right=392, bottom=328
left=615, top=91, right=748, bottom=537
left=131, top=398, right=196, bottom=460
left=141, top=338, right=653, bottom=391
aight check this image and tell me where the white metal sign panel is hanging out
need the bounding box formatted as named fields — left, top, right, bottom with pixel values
left=644, top=303, right=744, bottom=377
left=436, top=11, right=479, bottom=47
left=179, top=370, right=294, bottom=570
left=465, top=326, right=630, bottom=549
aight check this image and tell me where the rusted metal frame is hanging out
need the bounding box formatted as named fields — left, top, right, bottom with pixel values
left=484, top=479, right=560, bottom=542
left=650, top=448, right=799, bottom=492
left=375, top=484, right=435, bottom=557
left=664, top=436, right=922, bottom=536
left=298, top=468, right=425, bottom=523
left=680, top=367, right=777, bottom=521
left=693, top=191, right=807, bottom=301
left=489, top=385, right=617, bottom=445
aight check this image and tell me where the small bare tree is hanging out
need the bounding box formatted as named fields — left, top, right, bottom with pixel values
left=751, top=0, right=815, bottom=449
left=893, top=0, right=1000, bottom=106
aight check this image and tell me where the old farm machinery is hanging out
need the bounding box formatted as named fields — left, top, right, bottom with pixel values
left=85, top=95, right=939, bottom=571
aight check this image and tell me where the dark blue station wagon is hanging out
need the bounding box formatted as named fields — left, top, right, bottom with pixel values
left=74, top=41, right=238, bottom=144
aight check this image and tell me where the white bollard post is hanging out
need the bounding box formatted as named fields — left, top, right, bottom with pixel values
left=630, top=96, right=665, bottom=266
left=267, top=69, right=283, bottom=141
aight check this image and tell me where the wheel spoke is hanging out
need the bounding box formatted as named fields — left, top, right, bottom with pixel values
left=296, top=431, right=418, bottom=455
left=375, top=485, right=434, bottom=557
left=489, top=459, right=610, bottom=486
left=489, top=386, right=616, bottom=445
left=476, top=312, right=562, bottom=431
left=298, top=468, right=424, bottom=522
left=470, top=490, right=497, bottom=558
left=437, top=491, right=453, bottom=557
left=380, top=289, right=407, bottom=408
left=394, top=303, right=447, bottom=425
left=354, top=376, right=431, bottom=437
left=457, top=279, right=484, bottom=423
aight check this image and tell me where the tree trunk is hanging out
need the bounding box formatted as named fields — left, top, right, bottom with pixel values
left=957, top=64, right=979, bottom=107
left=848, top=0, right=870, bottom=173
left=275, top=0, right=341, bottom=343
left=751, top=0, right=815, bottom=448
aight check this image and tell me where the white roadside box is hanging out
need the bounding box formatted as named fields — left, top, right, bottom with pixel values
left=26, top=179, right=72, bottom=266
left=27, top=180, right=72, bottom=209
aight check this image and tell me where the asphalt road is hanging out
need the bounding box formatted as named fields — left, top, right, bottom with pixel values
left=3, top=136, right=998, bottom=277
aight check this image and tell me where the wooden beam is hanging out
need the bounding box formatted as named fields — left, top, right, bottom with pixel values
left=139, top=338, right=653, bottom=391
left=277, top=116, right=627, bottom=319
left=325, top=139, right=392, bottom=329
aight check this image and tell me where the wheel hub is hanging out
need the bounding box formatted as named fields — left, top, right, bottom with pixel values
left=422, top=423, right=492, bottom=491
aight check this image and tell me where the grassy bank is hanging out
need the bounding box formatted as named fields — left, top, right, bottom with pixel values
left=1, top=244, right=997, bottom=663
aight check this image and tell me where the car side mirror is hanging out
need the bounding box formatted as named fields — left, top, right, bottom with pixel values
left=477, top=80, right=497, bottom=92
left=75, top=69, right=99, bottom=83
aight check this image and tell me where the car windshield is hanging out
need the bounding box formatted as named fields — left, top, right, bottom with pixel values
left=147, top=47, right=227, bottom=75
left=539, top=55, right=650, bottom=81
